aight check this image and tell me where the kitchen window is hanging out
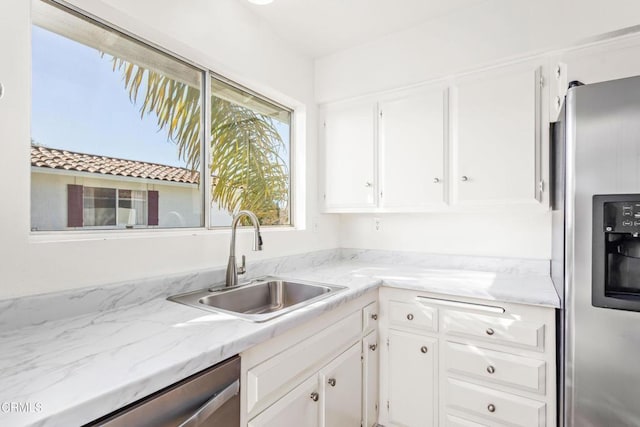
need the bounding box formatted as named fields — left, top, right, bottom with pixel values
left=30, top=0, right=294, bottom=232
left=209, top=77, right=292, bottom=227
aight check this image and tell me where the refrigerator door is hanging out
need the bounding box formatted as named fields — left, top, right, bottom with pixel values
left=565, top=76, right=640, bottom=427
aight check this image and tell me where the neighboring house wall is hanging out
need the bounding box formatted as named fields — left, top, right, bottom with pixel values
left=30, top=172, right=68, bottom=231
left=31, top=170, right=201, bottom=230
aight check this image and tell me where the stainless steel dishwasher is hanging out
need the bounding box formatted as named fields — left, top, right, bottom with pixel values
left=85, top=355, right=240, bottom=427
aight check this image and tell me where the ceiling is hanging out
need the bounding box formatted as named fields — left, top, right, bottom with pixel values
left=240, top=0, right=486, bottom=58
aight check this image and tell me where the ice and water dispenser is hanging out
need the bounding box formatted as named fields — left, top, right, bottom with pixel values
left=593, top=194, right=640, bottom=311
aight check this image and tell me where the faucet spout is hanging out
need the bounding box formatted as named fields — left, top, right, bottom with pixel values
left=225, top=210, right=263, bottom=288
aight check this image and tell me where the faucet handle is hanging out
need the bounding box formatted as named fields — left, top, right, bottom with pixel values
left=238, top=255, right=247, bottom=275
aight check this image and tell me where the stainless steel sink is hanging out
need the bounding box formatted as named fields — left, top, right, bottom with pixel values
left=168, top=277, right=346, bottom=322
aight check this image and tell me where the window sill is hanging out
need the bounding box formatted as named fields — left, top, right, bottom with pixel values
left=28, top=225, right=300, bottom=243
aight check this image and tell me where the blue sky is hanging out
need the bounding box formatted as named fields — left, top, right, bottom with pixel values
left=31, top=25, right=190, bottom=168
left=31, top=25, right=291, bottom=169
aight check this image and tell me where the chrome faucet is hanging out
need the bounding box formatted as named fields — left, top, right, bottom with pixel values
left=224, top=210, right=263, bottom=288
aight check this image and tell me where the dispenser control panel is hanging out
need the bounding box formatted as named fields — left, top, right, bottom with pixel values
left=603, top=201, right=640, bottom=232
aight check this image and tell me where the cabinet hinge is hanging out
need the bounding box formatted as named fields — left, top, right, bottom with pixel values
left=323, top=121, right=326, bottom=128
left=539, top=76, right=545, bottom=88
left=323, top=193, right=326, bottom=201
left=361, top=354, right=364, bottom=362
left=387, top=401, right=390, bottom=411
left=386, top=338, right=389, bottom=347
left=379, top=110, right=383, bottom=118
left=380, top=191, right=383, bottom=199
left=539, top=180, right=544, bottom=193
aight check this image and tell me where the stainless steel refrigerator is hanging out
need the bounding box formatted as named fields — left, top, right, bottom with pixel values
left=552, top=76, right=640, bottom=427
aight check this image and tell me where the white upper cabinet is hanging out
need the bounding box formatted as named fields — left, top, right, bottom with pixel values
left=379, top=86, right=448, bottom=209
left=450, top=59, right=546, bottom=206
left=320, top=56, right=549, bottom=212
left=322, top=101, right=377, bottom=210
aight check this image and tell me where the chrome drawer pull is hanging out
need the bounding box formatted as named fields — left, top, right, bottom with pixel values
left=487, top=365, right=495, bottom=374
left=486, top=328, right=495, bottom=336
left=421, top=346, right=428, bottom=354
left=488, top=403, right=496, bottom=413
left=327, top=378, right=336, bottom=387
left=407, top=313, right=414, bottom=320
left=371, top=313, right=378, bottom=320
left=369, top=344, right=377, bottom=351
left=310, top=392, right=319, bottom=402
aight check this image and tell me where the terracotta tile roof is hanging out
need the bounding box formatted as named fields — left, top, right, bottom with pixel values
left=31, top=144, right=200, bottom=184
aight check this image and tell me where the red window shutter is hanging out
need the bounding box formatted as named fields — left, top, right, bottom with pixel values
left=67, top=184, right=83, bottom=227
left=148, top=190, right=159, bottom=226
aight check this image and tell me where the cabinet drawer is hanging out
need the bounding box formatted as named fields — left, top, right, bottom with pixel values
left=389, top=300, right=437, bottom=331
left=363, top=302, right=379, bottom=334
left=246, top=310, right=361, bottom=415
left=445, top=378, right=546, bottom=427
left=444, top=341, right=546, bottom=393
left=442, top=310, right=544, bottom=351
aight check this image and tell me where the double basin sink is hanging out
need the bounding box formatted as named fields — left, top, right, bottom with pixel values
left=168, top=277, right=346, bottom=322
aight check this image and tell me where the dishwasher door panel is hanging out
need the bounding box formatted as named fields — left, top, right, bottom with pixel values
left=85, top=355, right=240, bottom=427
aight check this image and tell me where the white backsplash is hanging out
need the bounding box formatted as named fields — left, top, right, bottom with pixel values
left=341, top=248, right=550, bottom=276
left=0, top=248, right=549, bottom=332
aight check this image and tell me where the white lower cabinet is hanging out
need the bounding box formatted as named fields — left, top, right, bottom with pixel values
left=388, top=330, right=438, bottom=427
left=241, top=294, right=378, bottom=427
left=248, top=376, right=319, bottom=427
left=445, top=413, right=488, bottom=427
left=250, top=343, right=363, bottom=427
left=445, top=378, right=546, bottom=427
left=379, top=288, right=556, bottom=427
left=320, top=343, right=362, bottom=427
left=243, top=288, right=555, bottom=427
left=363, top=330, right=379, bottom=427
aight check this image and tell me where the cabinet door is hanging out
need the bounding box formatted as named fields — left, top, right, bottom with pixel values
left=388, top=330, right=437, bottom=427
left=322, top=101, right=377, bottom=210
left=363, top=331, right=379, bottom=427
left=451, top=60, right=544, bottom=206
left=319, top=343, right=362, bottom=427
left=248, top=376, right=319, bottom=427
left=379, top=86, right=447, bottom=209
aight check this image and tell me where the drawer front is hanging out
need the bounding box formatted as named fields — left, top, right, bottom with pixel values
left=389, top=300, right=437, bottom=332
left=247, top=310, right=361, bottom=415
left=442, top=310, right=544, bottom=351
left=363, top=302, right=379, bottom=334
left=444, top=341, right=546, bottom=393
left=445, top=378, right=546, bottom=427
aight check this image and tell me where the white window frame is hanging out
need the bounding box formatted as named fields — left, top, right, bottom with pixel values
left=30, top=0, right=300, bottom=237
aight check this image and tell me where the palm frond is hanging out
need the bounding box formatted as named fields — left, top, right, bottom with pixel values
left=110, top=57, right=289, bottom=224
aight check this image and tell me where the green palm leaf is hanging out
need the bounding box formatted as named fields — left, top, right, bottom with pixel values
left=110, top=58, right=289, bottom=225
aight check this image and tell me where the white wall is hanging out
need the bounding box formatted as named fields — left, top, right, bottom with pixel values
left=316, top=0, right=640, bottom=260
left=340, top=213, right=551, bottom=259
left=0, top=0, right=339, bottom=299
left=315, top=0, right=640, bottom=102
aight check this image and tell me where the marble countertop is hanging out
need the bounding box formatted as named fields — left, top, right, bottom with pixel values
left=0, top=258, right=559, bottom=427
